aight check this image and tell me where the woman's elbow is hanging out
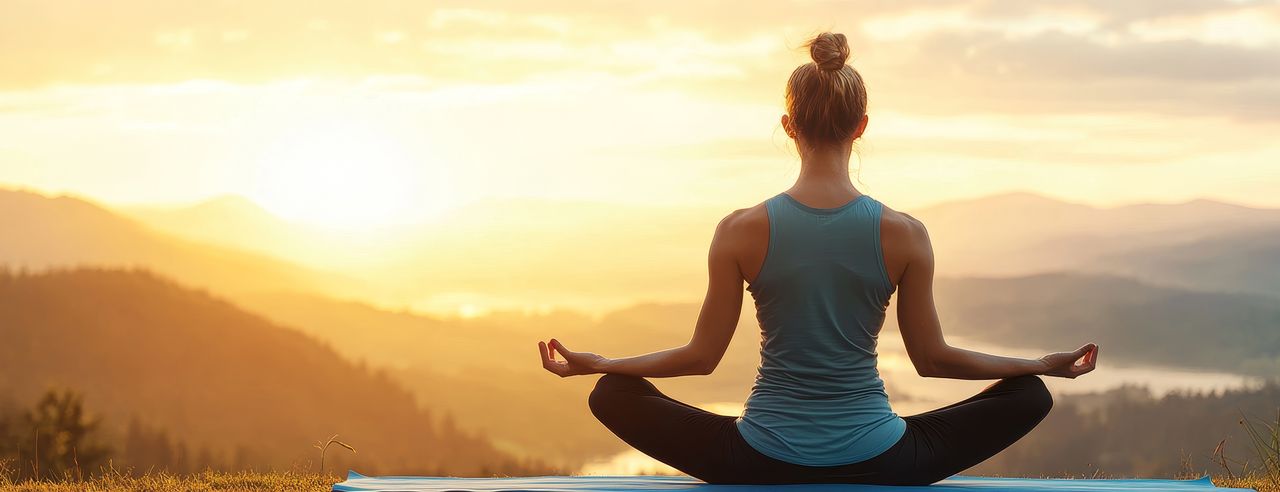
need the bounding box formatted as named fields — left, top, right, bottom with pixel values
left=688, top=350, right=723, bottom=375
left=684, top=343, right=724, bottom=376
left=691, top=358, right=718, bottom=375
left=911, top=353, right=944, bottom=378
left=908, top=343, right=952, bottom=378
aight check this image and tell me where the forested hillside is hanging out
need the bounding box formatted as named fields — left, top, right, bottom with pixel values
left=0, top=268, right=547, bottom=476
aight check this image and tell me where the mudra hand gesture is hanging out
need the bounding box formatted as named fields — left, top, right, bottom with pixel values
left=538, top=339, right=608, bottom=377
left=1038, top=343, right=1099, bottom=379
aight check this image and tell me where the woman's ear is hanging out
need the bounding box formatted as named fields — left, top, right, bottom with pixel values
left=781, top=114, right=795, bottom=138
left=852, top=114, right=869, bottom=140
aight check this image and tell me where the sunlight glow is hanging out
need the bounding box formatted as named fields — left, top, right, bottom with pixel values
left=250, top=121, right=444, bottom=229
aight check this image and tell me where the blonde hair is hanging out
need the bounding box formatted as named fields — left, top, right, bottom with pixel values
left=785, top=32, right=867, bottom=147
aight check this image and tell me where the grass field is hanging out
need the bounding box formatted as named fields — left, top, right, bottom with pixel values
left=0, top=471, right=1273, bottom=492
left=0, top=471, right=334, bottom=492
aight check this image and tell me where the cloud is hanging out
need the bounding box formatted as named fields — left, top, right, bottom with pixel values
left=0, top=0, right=1278, bottom=124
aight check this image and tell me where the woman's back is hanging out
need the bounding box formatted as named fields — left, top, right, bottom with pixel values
left=733, top=191, right=906, bottom=466
left=543, top=30, right=1094, bottom=486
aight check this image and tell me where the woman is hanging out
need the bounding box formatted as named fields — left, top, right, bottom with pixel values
left=536, top=32, right=1099, bottom=486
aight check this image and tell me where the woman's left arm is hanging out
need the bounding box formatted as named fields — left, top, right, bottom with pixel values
left=538, top=213, right=746, bottom=378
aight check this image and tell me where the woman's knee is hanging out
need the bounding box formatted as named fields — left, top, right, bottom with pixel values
left=588, top=374, right=646, bottom=418
left=1004, top=374, right=1053, bottom=418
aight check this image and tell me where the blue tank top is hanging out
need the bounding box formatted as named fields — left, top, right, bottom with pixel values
left=734, top=192, right=906, bottom=466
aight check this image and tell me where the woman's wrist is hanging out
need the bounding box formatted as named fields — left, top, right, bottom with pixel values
left=592, top=357, right=616, bottom=374
left=1028, top=357, right=1050, bottom=376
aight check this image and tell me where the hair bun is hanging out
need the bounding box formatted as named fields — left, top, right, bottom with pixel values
left=808, top=32, right=850, bottom=71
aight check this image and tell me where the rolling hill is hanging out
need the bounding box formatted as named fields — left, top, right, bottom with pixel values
left=0, top=188, right=359, bottom=298
left=0, top=268, right=544, bottom=475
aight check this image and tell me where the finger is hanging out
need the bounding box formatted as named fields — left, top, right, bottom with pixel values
left=541, top=346, right=567, bottom=371
left=1081, top=345, right=1095, bottom=366
left=544, top=340, right=559, bottom=364
left=1075, top=353, right=1097, bottom=375
left=539, top=342, right=558, bottom=373
left=552, top=338, right=573, bottom=357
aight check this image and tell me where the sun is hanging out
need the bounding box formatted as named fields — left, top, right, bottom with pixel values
left=250, top=122, right=449, bottom=229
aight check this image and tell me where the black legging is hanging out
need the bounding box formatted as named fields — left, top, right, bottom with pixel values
left=587, top=373, right=1053, bottom=485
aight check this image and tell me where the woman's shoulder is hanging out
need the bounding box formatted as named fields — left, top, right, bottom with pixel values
left=716, top=199, right=769, bottom=233
left=878, top=201, right=932, bottom=253
left=710, top=201, right=770, bottom=255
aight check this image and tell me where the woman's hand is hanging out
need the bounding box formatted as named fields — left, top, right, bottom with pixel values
left=538, top=338, right=609, bottom=378
left=1037, top=343, right=1099, bottom=379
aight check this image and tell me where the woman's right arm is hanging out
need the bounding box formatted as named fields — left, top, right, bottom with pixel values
left=894, top=216, right=1098, bottom=380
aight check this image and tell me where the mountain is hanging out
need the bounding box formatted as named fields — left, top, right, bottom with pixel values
left=122, top=195, right=402, bottom=270
left=123, top=195, right=299, bottom=257
left=911, top=192, right=1280, bottom=278
left=0, top=268, right=544, bottom=475
left=1093, top=227, right=1280, bottom=297
left=927, top=273, right=1280, bottom=376
left=0, top=188, right=358, bottom=297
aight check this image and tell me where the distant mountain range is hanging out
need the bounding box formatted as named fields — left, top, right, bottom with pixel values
left=118, top=189, right=1280, bottom=311
left=1094, top=227, right=1280, bottom=297
left=0, top=188, right=359, bottom=298
left=123, top=195, right=404, bottom=271
left=909, top=192, right=1280, bottom=280
left=5, top=185, right=1278, bottom=470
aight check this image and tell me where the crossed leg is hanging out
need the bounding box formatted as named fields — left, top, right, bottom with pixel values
left=587, top=373, right=1053, bottom=485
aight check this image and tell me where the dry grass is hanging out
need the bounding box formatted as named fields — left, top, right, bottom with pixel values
left=0, top=471, right=1274, bottom=491
left=1213, top=475, right=1277, bottom=492
left=0, top=470, right=334, bottom=492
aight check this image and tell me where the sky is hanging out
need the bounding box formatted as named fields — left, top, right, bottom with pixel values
left=2, top=0, right=1279, bottom=228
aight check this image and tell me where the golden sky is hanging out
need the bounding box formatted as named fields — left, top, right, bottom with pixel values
left=3, top=0, right=1279, bottom=228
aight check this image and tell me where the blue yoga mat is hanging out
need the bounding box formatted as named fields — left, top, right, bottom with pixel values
left=332, top=471, right=1255, bottom=491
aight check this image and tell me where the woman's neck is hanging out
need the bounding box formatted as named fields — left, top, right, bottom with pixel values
left=792, top=143, right=857, bottom=194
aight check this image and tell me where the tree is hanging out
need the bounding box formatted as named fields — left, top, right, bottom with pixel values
left=15, top=389, right=111, bottom=480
